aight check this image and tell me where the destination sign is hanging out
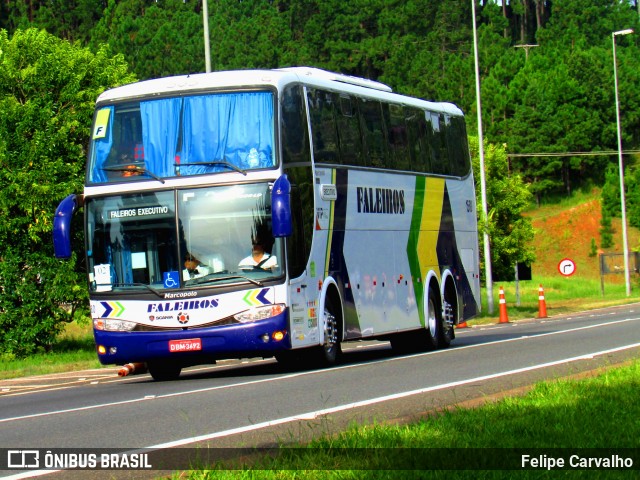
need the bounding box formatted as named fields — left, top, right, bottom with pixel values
left=108, top=206, right=170, bottom=220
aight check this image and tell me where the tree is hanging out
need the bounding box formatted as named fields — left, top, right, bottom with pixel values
left=469, top=136, right=535, bottom=282
left=624, top=163, right=640, bottom=229
left=601, top=164, right=621, bottom=218
left=89, top=0, right=205, bottom=80
left=0, top=1, right=105, bottom=43
left=0, top=28, right=135, bottom=357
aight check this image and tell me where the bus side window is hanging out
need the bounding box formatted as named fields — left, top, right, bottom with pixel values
left=426, top=111, right=449, bottom=175
left=359, top=98, right=387, bottom=169
left=307, top=89, right=339, bottom=164
left=405, top=107, right=428, bottom=173
left=335, top=94, right=364, bottom=167
left=281, top=84, right=309, bottom=165
left=446, top=115, right=471, bottom=177
left=388, top=104, right=410, bottom=171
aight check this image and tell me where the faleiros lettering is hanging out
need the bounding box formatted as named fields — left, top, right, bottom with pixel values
left=109, top=206, right=169, bottom=219
left=147, top=298, right=219, bottom=313
left=356, top=187, right=405, bottom=214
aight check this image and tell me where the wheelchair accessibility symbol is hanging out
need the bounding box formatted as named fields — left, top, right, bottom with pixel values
left=163, top=271, right=180, bottom=288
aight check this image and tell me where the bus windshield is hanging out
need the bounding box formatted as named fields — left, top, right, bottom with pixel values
left=86, top=183, right=284, bottom=293
left=87, top=90, right=275, bottom=184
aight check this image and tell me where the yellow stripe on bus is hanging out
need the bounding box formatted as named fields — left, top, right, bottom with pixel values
left=416, top=177, right=445, bottom=281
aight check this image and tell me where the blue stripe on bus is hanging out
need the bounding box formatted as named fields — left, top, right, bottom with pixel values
left=328, top=168, right=361, bottom=338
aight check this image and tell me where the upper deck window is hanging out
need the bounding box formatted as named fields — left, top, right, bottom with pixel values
left=88, top=91, right=275, bottom=184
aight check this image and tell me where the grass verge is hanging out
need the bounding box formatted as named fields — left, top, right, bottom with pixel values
left=470, top=276, right=638, bottom=325
left=0, top=322, right=102, bottom=380
left=176, top=360, right=640, bottom=478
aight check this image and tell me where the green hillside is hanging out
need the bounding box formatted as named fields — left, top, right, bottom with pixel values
left=476, top=190, right=640, bottom=323
left=527, top=190, right=640, bottom=281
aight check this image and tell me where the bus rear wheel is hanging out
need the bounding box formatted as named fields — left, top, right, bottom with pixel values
left=147, top=360, right=182, bottom=381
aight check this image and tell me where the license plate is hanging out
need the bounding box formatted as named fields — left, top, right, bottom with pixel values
left=169, top=338, right=202, bottom=352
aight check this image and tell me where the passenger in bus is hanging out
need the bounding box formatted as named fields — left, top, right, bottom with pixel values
left=238, top=238, right=278, bottom=271
left=182, top=253, right=211, bottom=280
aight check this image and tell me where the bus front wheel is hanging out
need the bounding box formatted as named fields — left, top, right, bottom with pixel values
left=319, top=301, right=341, bottom=365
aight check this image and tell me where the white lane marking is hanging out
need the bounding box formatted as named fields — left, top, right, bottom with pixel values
left=1, top=317, right=639, bottom=424
left=3, top=342, right=640, bottom=480
left=146, top=342, right=640, bottom=449
left=448, top=317, right=640, bottom=352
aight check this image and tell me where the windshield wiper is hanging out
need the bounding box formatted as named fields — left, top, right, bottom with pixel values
left=95, top=283, right=165, bottom=297
left=176, top=160, right=247, bottom=176
left=101, top=166, right=166, bottom=183
left=187, top=274, right=263, bottom=287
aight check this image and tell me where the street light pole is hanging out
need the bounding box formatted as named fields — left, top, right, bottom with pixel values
left=472, top=0, right=494, bottom=314
left=612, top=28, right=633, bottom=296
left=202, top=0, right=211, bottom=73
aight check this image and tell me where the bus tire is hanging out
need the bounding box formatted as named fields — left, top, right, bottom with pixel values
left=312, top=298, right=342, bottom=367
left=390, top=286, right=441, bottom=353
left=420, top=285, right=441, bottom=351
left=147, top=360, right=182, bottom=381
left=439, top=299, right=455, bottom=348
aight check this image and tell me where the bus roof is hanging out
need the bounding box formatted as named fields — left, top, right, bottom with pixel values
left=96, top=67, right=463, bottom=116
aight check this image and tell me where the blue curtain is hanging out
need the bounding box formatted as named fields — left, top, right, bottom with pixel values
left=180, top=92, right=274, bottom=175
left=89, top=107, right=114, bottom=183
left=91, top=93, right=274, bottom=181
left=140, top=98, right=182, bottom=177
left=104, top=234, right=133, bottom=285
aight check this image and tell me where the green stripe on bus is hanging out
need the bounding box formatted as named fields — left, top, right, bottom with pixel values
left=407, top=176, right=426, bottom=328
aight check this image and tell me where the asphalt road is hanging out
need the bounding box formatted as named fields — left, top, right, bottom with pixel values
left=2, top=303, right=640, bottom=478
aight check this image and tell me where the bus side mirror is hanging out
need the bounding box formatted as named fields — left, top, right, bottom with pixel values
left=271, top=174, right=292, bottom=237
left=53, top=194, right=79, bottom=259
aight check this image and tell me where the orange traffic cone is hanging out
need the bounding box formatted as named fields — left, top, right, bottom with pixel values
left=117, top=362, right=147, bottom=377
left=538, top=284, right=548, bottom=319
left=456, top=320, right=469, bottom=329
left=498, top=286, right=509, bottom=323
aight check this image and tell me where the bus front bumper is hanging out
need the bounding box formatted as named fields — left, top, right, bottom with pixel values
left=93, top=311, right=290, bottom=365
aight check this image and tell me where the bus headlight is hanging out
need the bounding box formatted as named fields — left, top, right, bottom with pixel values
left=234, top=304, right=285, bottom=323
left=93, top=318, right=137, bottom=332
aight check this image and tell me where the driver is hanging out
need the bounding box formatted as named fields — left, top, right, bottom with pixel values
left=238, top=237, right=278, bottom=270
left=182, top=254, right=211, bottom=280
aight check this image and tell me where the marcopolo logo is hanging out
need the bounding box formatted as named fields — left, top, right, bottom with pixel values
left=356, top=186, right=405, bottom=215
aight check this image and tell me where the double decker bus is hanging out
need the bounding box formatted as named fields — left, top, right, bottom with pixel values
left=53, top=67, right=480, bottom=381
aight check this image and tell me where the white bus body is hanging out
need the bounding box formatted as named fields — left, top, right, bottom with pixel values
left=53, top=67, right=480, bottom=380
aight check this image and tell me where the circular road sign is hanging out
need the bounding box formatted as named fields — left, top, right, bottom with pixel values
left=558, top=258, right=576, bottom=277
